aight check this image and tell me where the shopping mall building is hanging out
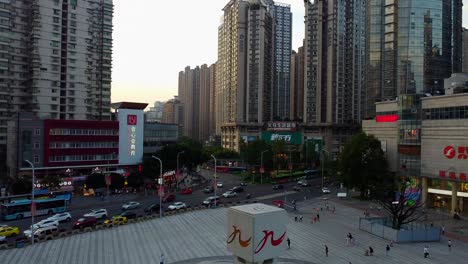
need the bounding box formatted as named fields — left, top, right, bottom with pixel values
left=363, top=76, right=468, bottom=213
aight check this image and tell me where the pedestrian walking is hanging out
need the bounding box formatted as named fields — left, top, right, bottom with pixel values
left=326, top=202, right=329, bottom=211
left=160, top=254, right=165, bottom=264
left=287, top=238, right=291, bottom=249
left=313, top=216, right=317, bottom=223
left=304, top=195, right=307, bottom=201
left=424, top=245, right=429, bottom=258
left=369, top=246, right=374, bottom=256
left=448, top=239, right=452, bottom=252
left=346, top=236, right=350, bottom=246
left=332, top=206, right=336, bottom=213
left=386, top=245, right=390, bottom=256
left=390, top=240, right=394, bottom=247
left=317, top=213, right=320, bottom=222
left=299, top=215, right=303, bottom=222
left=325, top=245, right=329, bottom=257
left=442, top=226, right=445, bottom=235
left=295, top=216, right=298, bottom=222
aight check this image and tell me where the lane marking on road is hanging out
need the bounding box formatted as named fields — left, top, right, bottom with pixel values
left=254, top=191, right=297, bottom=200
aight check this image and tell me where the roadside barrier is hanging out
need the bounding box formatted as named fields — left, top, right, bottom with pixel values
left=0, top=244, right=9, bottom=250
left=84, top=227, right=92, bottom=232
left=45, top=235, right=54, bottom=241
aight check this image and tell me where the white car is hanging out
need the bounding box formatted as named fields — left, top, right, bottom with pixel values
left=0, top=235, right=5, bottom=243
left=217, top=182, right=223, bottom=188
left=322, top=187, right=331, bottom=193
left=32, top=219, right=59, bottom=230
left=122, top=201, right=140, bottom=210
left=222, top=191, right=237, bottom=198
left=47, top=212, right=72, bottom=223
left=84, top=209, right=108, bottom=219
left=168, top=202, right=186, bottom=210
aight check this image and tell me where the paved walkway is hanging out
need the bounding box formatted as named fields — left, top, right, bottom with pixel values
left=1, top=197, right=467, bottom=264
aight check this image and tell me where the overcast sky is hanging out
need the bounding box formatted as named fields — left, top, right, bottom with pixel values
left=111, top=0, right=468, bottom=107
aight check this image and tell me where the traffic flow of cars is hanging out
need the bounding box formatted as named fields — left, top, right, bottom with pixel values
left=121, top=202, right=140, bottom=210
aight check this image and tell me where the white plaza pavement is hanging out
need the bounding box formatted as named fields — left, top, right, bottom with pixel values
left=0, top=197, right=467, bottom=264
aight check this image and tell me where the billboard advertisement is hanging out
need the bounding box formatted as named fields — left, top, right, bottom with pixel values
left=261, top=131, right=302, bottom=145
left=118, top=109, right=144, bottom=165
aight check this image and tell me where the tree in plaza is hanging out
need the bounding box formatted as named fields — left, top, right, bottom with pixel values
left=41, top=174, right=62, bottom=190
left=373, top=177, right=425, bottom=230
left=338, top=131, right=388, bottom=199
left=239, top=139, right=271, bottom=166
left=271, top=139, right=288, bottom=170
left=10, top=177, right=32, bottom=195
left=85, top=173, right=106, bottom=190
left=109, top=173, right=125, bottom=190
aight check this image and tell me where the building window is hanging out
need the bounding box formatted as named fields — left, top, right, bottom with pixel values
left=33, top=142, right=40, bottom=149
left=33, top=156, right=39, bottom=163
left=34, top=128, right=40, bottom=135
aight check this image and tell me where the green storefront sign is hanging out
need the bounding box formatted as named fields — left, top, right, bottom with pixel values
left=261, top=131, right=302, bottom=145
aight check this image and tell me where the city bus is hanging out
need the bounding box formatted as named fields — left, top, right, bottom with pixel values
left=0, top=198, right=67, bottom=221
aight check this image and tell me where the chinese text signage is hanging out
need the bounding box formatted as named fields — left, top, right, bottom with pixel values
left=261, top=131, right=302, bottom=145
left=266, top=122, right=297, bottom=131
left=118, top=109, right=144, bottom=165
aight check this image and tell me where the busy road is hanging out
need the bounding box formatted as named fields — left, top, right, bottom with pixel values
left=1, top=169, right=328, bottom=244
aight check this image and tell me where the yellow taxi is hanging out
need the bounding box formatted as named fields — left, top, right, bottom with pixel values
left=0, top=226, right=20, bottom=237
left=104, top=216, right=127, bottom=226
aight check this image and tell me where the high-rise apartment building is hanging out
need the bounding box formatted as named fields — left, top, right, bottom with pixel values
left=209, top=63, right=217, bottom=139
left=463, top=28, right=468, bottom=73
left=217, top=0, right=274, bottom=150
left=265, top=1, right=292, bottom=120
left=0, top=0, right=113, bottom=177
left=199, top=64, right=211, bottom=143
left=178, top=66, right=200, bottom=140
left=290, top=47, right=304, bottom=121
left=366, top=0, right=463, bottom=117
left=145, top=101, right=165, bottom=122
left=304, top=0, right=366, bottom=125
left=161, top=96, right=183, bottom=124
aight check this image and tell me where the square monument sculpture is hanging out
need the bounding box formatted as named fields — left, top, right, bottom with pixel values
left=227, top=203, right=288, bottom=263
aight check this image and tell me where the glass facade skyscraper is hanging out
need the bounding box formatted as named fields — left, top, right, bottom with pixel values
left=366, top=0, right=463, bottom=118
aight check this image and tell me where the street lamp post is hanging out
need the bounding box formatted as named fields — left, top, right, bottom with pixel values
left=260, top=150, right=269, bottom=184
left=176, top=151, right=184, bottom=191
left=211, top=154, right=217, bottom=207
left=152, top=156, right=163, bottom=218
left=25, top=160, right=35, bottom=245
left=320, top=149, right=329, bottom=189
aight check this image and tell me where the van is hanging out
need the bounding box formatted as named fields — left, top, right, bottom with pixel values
left=202, top=196, right=220, bottom=206
left=25, top=226, right=58, bottom=239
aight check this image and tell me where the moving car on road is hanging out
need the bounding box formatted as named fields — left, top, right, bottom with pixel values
left=222, top=191, right=237, bottom=198
left=104, top=216, right=127, bottom=226
left=216, top=182, right=223, bottom=188
left=231, top=186, right=244, bottom=193
left=179, top=188, right=193, bottom=195
left=122, top=202, right=140, bottom=210
left=73, top=217, right=97, bottom=229
left=321, top=187, right=331, bottom=193
left=120, top=211, right=137, bottom=219
left=168, top=202, right=186, bottom=210
left=240, top=182, right=247, bottom=186
left=32, top=219, right=59, bottom=230
left=0, top=235, right=5, bottom=244
left=84, top=209, right=108, bottom=219
left=272, top=184, right=284, bottom=190
left=24, top=226, right=58, bottom=239
left=202, top=196, right=220, bottom=206
left=0, top=226, right=19, bottom=237
left=162, top=193, right=176, bottom=203
left=203, top=187, right=214, bottom=193
left=144, top=203, right=160, bottom=214
left=47, top=212, right=72, bottom=223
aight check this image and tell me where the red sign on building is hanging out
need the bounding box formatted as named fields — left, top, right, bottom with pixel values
left=443, top=146, right=467, bottom=159
left=127, top=115, right=137, bottom=125
left=438, top=170, right=467, bottom=182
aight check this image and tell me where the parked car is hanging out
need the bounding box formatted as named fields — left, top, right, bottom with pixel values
left=73, top=217, right=97, bottom=229
left=162, top=193, right=176, bottom=203
left=179, top=188, right=193, bottom=195
left=104, top=216, right=127, bottom=226
left=272, top=184, right=284, bottom=190
left=321, top=187, right=331, bottom=193
left=240, top=182, right=248, bottom=186
left=122, top=201, right=141, bottom=210
left=202, top=196, right=220, bottom=206
left=144, top=203, right=161, bottom=214
left=168, top=202, right=186, bottom=210
left=24, top=226, right=58, bottom=239
left=0, top=226, right=20, bottom=237
left=84, top=209, right=108, bottom=219
left=216, top=182, right=223, bottom=188
left=222, top=191, right=237, bottom=198
left=120, top=211, right=137, bottom=219
left=301, top=181, right=310, bottom=187
left=293, top=186, right=301, bottom=192
left=32, top=219, right=59, bottom=230
left=47, top=212, right=72, bottom=223
left=203, top=187, right=214, bottom=193
left=231, top=186, right=244, bottom=193
left=0, top=235, right=5, bottom=244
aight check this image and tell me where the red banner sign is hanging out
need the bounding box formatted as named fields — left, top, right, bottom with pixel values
left=439, top=170, right=467, bottom=182
left=376, top=114, right=398, bottom=122
left=443, top=146, right=467, bottom=159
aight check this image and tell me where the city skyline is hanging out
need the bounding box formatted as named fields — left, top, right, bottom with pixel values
left=112, top=0, right=468, bottom=108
